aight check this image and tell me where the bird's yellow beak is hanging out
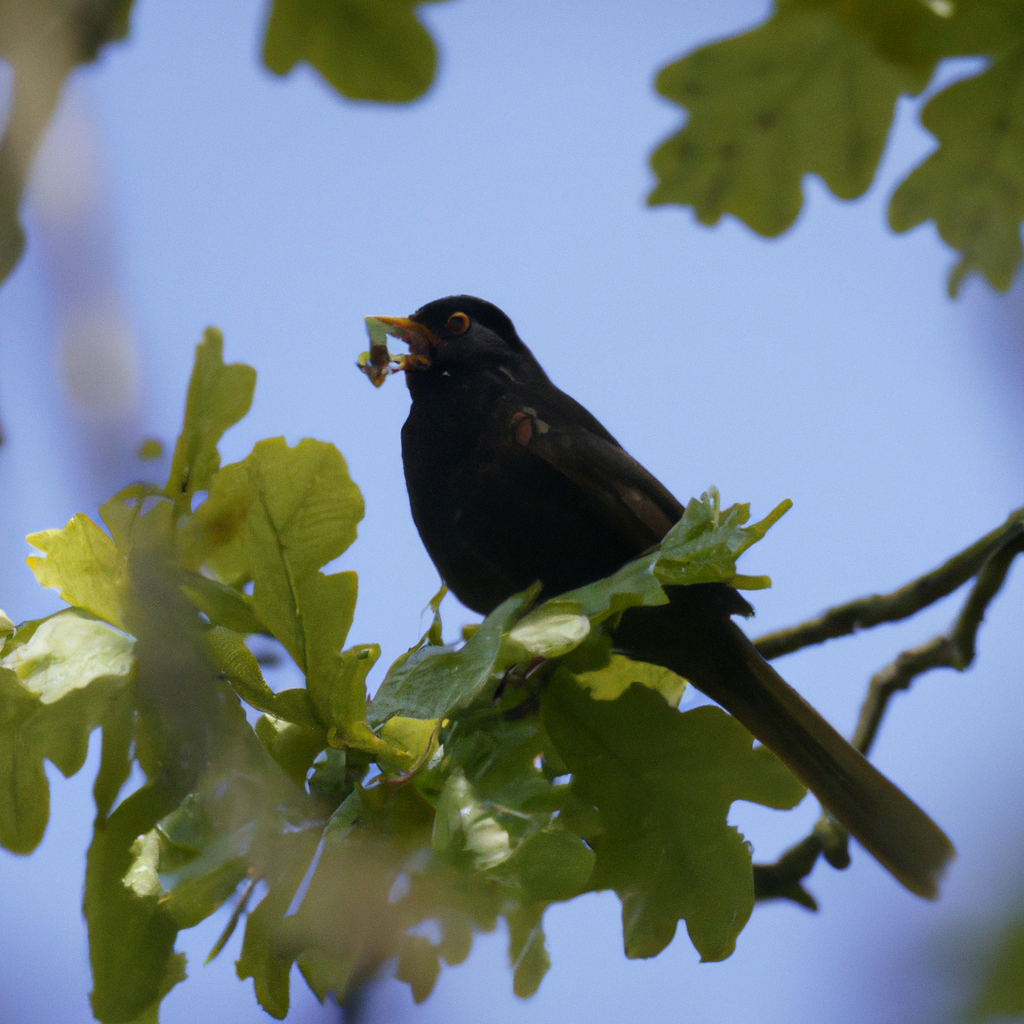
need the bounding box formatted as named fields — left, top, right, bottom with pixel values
left=370, top=316, right=438, bottom=360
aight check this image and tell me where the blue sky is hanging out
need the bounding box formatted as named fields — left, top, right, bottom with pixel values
left=1, top=1, right=1022, bottom=1022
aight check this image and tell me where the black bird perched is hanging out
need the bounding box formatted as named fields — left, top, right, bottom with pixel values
left=374, top=294, right=954, bottom=899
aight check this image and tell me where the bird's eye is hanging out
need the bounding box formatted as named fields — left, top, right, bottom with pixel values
left=447, top=312, right=470, bottom=335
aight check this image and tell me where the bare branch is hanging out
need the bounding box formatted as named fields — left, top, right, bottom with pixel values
left=753, top=525, right=1024, bottom=906
left=753, top=507, right=1024, bottom=661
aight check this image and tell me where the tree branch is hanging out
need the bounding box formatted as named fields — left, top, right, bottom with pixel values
left=753, top=522, right=1024, bottom=906
left=753, top=507, right=1024, bottom=661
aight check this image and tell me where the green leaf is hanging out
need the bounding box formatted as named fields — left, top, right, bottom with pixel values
left=26, top=515, right=126, bottom=629
left=242, top=438, right=363, bottom=671
left=86, top=785, right=184, bottom=1023
left=2, top=610, right=133, bottom=703
left=137, top=438, right=164, bottom=461
left=263, top=0, right=445, bottom=103
left=506, top=902, right=550, bottom=999
left=236, top=828, right=322, bottom=1019
left=433, top=770, right=512, bottom=869
left=204, top=626, right=319, bottom=726
left=561, top=653, right=688, bottom=707
left=368, top=585, right=539, bottom=726
left=93, top=684, right=136, bottom=820
left=396, top=934, right=441, bottom=1004
left=165, top=328, right=256, bottom=510
left=557, top=552, right=667, bottom=621
left=0, top=0, right=137, bottom=287
left=501, top=600, right=591, bottom=664
left=0, top=611, right=135, bottom=853
left=654, top=489, right=792, bottom=589
left=256, top=714, right=327, bottom=786
left=650, top=5, right=924, bottom=235
left=966, top=915, right=1024, bottom=1020
left=491, top=826, right=595, bottom=902
left=542, top=677, right=805, bottom=963
left=377, top=715, right=440, bottom=775
left=890, top=47, right=1024, bottom=296
left=181, top=572, right=266, bottom=634
left=177, top=461, right=250, bottom=583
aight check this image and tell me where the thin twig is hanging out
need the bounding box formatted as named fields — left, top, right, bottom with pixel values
left=753, top=528, right=1024, bottom=906
left=205, top=873, right=258, bottom=963
left=753, top=507, right=1024, bottom=661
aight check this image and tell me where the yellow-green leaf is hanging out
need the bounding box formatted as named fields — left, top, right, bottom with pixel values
left=165, top=328, right=256, bottom=509
left=27, top=515, right=126, bottom=629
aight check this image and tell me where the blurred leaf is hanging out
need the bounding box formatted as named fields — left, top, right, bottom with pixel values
left=890, top=48, right=1024, bottom=295
left=86, top=785, right=184, bottom=1023
left=137, top=438, right=164, bottom=460
left=182, top=572, right=266, bottom=634
left=255, top=714, right=326, bottom=786
left=236, top=828, right=322, bottom=1019
left=396, top=934, right=441, bottom=1003
left=93, top=684, right=135, bottom=819
left=263, top=0, right=446, bottom=102
left=178, top=461, right=250, bottom=583
left=0, top=0, right=136, bottom=286
left=433, top=771, right=512, bottom=869
left=368, top=585, right=539, bottom=726
left=966, top=913, right=1024, bottom=1020
left=507, top=902, right=550, bottom=999
left=650, top=5, right=924, bottom=235
left=542, top=677, right=805, bottom=962
left=27, top=515, right=126, bottom=629
left=165, top=328, right=255, bottom=509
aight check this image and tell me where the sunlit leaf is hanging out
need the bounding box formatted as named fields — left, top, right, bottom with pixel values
left=243, top=438, right=363, bottom=670
left=561, top=653, right=688, bottom=706
left=165, top=328, right=255, bottom=509
left=26, top=516, right=126, bottom=629
left=0, top=612, right=134, bottom=854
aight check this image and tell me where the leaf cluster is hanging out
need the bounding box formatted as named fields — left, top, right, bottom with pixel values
left=0, top=333, right=800, bottom=1019
left=650, top=0, right=1024, bottom=295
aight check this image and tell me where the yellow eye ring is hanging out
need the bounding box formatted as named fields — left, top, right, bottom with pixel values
left=447, top=312, right=470, bottom=335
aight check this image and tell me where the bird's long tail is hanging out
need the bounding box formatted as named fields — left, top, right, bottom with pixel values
left=613, top=586, right=955, bottom=899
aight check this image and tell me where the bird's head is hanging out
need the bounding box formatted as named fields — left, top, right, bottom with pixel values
left=369, top=296, right=534, bottom=385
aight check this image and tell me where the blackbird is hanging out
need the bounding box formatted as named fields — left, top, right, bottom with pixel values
left=376, top=294, right=954, bottom=899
